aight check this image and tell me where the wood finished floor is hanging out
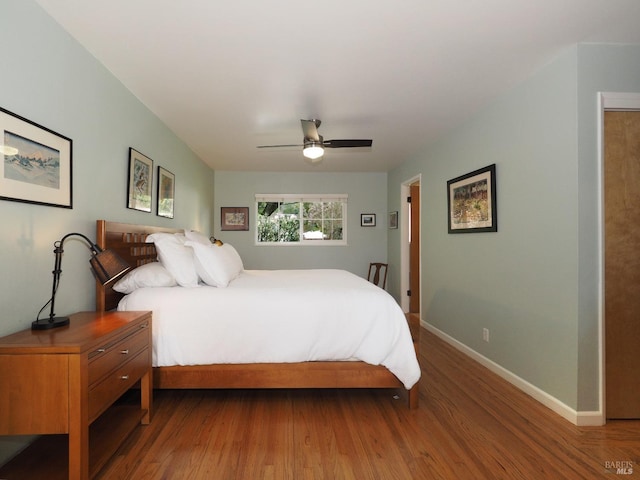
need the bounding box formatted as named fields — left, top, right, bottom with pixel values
left=96, top=328, right=640, bottom=479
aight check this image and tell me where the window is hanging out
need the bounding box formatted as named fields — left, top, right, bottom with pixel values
left=256, top=194, right=348, bottom=245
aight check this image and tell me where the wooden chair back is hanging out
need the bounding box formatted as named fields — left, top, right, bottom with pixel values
left=367, top=262, right=388, bottom=289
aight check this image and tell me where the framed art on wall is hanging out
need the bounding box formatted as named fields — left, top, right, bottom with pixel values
left=127, top=148, right=153, bottom=212
left=221, top=207, right=249, bottom=231
left=388, top=211, right=398, bottom=229
left=157, top=166, right=175, bottom=218
left=0, top=106, right=72, bottom=208
left=361, top=213, right=376, bottom=227
left=447, top=163, right=497, bottom=233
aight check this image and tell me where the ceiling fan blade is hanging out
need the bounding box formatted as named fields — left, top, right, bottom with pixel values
left=323, top=139, right=373, bottom=148
left=301, top=119, right=321, bottom=141
left=258, top=120, right=372, bottom=159
left=256, top=144, right=303, bottom=149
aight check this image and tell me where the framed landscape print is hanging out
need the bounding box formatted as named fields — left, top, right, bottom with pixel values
left=221, top=206, right=249, bottom=231
left=447, top=164, right=497, bottom=233
left=157, top=166, right=175, bottom=218
left=127, top=148, right=153, bottom=212
left=0, top=107, right=72, bottom=208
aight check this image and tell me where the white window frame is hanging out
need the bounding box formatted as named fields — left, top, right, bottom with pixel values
left=255, top=193, right=348, bottom=246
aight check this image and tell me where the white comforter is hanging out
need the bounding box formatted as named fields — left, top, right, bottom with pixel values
left=118, top=269, right=420, bottom=389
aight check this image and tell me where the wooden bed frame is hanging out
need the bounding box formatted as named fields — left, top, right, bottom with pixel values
left=96, top=219, right=419, bottom=408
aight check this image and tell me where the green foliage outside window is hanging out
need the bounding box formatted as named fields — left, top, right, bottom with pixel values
left=257, top=200, right=344, bottom=243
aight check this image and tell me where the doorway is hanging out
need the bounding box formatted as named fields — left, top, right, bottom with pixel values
left=401, top=175, right=421, bottom=314
left=600, top=93, right=640, bottom=420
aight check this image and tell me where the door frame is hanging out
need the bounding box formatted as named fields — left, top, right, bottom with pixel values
left=400, top=174, right=421, bottom=313
left=597, top=92, right=640, bottom=423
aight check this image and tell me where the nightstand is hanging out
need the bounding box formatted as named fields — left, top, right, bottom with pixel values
left=0, top=311, right=152, bottom=480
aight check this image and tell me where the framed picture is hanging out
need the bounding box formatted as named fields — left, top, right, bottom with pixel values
left=157, top=166, right=175, bottom=218
left=361, top=213, right=376, bottom=227
left=221, top=206, right=249, bottom=231
left=388, top=211, right=398, bottom=229
left=0, top=106, right=72, bottom=208
left=447, top=164, right=497, bottom=233
left=127, top=148, right=153, bottom=212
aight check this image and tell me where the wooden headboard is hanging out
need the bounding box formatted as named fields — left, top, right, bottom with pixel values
left=95, top=220, right=182, bottom=311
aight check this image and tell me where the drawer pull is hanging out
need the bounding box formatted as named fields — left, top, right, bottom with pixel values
left=140, top=323, right=148, bottom=329
left=120, top=374, right=129, bottom=380
left=120, top=349, right=129, bottom=355
left=96, top=348, right=106, bottom=353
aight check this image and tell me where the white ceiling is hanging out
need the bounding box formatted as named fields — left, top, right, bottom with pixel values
left=35, top=0, right=640, bottom=173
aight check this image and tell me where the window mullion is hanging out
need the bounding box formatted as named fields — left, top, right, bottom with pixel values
left=298, top=201, right=304, bottom=242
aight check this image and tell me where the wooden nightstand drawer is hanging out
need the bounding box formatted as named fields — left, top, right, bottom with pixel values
left=88, top=348, right=150, bottom=423
left=88, top=323, right=149, bottom=386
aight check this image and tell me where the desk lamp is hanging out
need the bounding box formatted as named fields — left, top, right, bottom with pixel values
left=32, top=232, right=131, bottom=330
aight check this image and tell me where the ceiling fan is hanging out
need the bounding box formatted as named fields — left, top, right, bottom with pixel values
left=257, top=119, right=373, bottom=163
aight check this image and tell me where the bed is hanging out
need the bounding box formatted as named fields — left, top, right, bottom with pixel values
left=95, top=219, right=420, bottom=408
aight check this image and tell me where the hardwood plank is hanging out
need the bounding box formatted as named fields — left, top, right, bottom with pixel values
left=67, top=327, right=640, bottom=479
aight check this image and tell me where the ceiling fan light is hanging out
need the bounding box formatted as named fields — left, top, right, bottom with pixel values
left=303, top=143, right=324, bottom=160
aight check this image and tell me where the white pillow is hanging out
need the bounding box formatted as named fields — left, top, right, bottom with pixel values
left=222, top=243, right=244, bottom=273
left=184, top=229, right=212, bottom=245
left=186, top=242, right=243, bottom=287
left=112, top=262, right=177, bottom=294
left=146, top=233, right=199, bottom=287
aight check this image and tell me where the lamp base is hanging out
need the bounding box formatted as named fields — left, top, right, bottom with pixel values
left=32, top=316, right=70, bottom=330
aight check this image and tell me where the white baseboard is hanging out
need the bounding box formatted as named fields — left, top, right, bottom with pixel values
left=423, top=321, right=604, bottom=426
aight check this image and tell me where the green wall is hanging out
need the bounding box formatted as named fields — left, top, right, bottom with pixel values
left=0, top=0, right=214, bottom=338
left=389, top=44, right=640, bottom=413
left=214, top=171, right=388, bottom=279
left=576, top=44, right=640, bottom=411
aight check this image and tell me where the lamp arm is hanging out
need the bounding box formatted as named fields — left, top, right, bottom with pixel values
left=48, top=240, right=64, bottom=321
left=59, top=232, right=102, bottom=254
left=40, top=233, right=100, bottom=323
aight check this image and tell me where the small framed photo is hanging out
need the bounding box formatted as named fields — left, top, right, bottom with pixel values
left=447, top=164, right=497, bottom=233
left=361, top=213, right=376, bottom=227
left=157, top=166, right=175, bottom=218
left=388, top=211, right=398, bottom=229
left=127, top=148, right=153, bottom=212
left=221, top=206, right=249, bottom=231
left=0, top=106, right=72, bottom=208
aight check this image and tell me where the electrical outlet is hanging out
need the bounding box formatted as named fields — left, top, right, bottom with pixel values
left=483, top=328, right=490, bottom=342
